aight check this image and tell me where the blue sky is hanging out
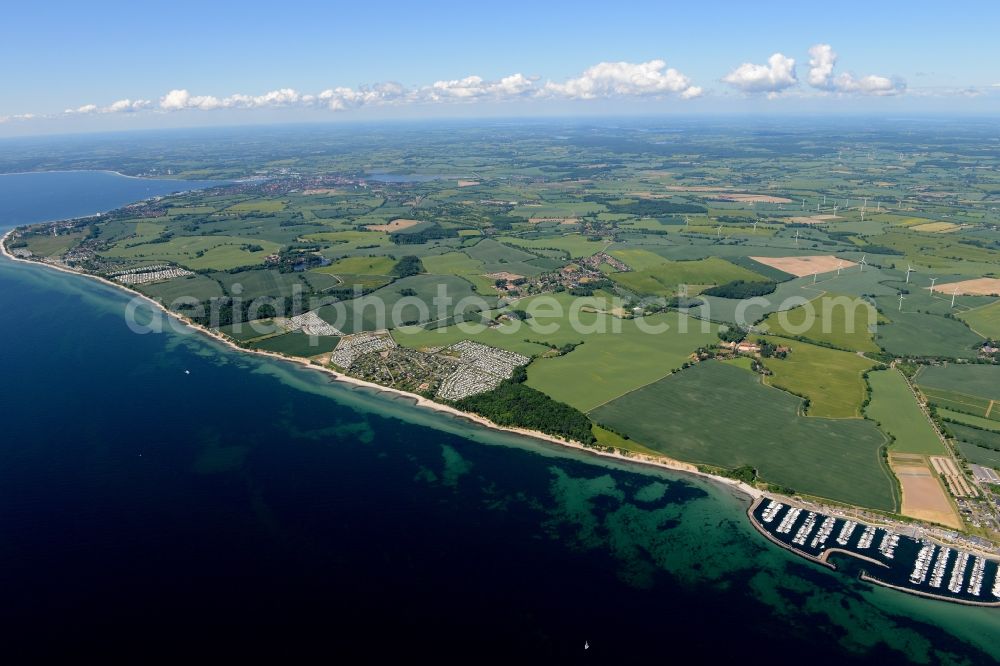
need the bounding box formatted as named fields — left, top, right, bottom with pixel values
left=2, top=0, right=998, bottom=136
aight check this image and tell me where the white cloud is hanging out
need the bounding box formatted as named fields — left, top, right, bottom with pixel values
left=0, top=114, right=32, bottom=123
left=806, top=43, right=905, bottom=96
left=6, top=60, right=701, bottom=124
left=160, top=89, right=224, bottom=111
left=65, top=99, right=153, bottom=115
left=152, top=61, right=701, bottom=114
left=5, top=51, right=917, bottom=126
left=225, top=88, right=302, bottom=108
left=722, top=53, right=798, bottom=94
left=160, top=88, right=309, bottom=111
left=65, top=104, right=99, bottom=114
left=832, top=73, right=904, bottom=96
left=680, top=86, right=704, bottom=100
left=807, top=44, right=837, bottom=88
left=422, top=73, right=536, bottom=102
left=103, top=98, right=152, bottom=113
left=316, top=83, right=407, bottom=110
left=543, top=60, right=700, bottom=99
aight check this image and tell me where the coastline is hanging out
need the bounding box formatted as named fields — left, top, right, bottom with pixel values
left=0, top=170, right=229, bottom=229
left=0, top=227, right=761, bottom=502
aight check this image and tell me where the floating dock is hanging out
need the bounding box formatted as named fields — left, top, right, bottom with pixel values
left=748, top=497, right=1000, bottom=607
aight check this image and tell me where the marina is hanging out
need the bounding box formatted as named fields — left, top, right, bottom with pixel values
left=749, top=497, right=1000, bottom=606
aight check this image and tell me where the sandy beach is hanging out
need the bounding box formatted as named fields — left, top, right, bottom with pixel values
left=0, top=228, right=761, bottom=501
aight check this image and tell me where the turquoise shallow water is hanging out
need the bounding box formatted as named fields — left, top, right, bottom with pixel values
left=0, top=172, right=998, bottom=662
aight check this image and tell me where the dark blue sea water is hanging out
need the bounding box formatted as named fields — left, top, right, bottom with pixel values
left=0, top=171, right=222, bottom=226
left=1, top=173, right=998, bottom=662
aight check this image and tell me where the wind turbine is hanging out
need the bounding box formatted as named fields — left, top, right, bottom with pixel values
left=823, top=194, right=827, bottom=206
left=951, top=288, right=959, bottom=307
left=794, top=229, right=800, bottom=246
left=876, top=200, right=881, bottom=213
left=813, top=272, right=818, bottom=284
left=928, top=276, right=938, bottom=292
left=905, top=264, right=914, bottom=284
left=898, top=293, right=906, bottom=311
left=684, top=216, right=690, bottom=227
left=833, top=204, right=839, bottom=217
left=752, top=219, right=759, bottom=233
left=802, top=199, right=806, bottom=211
left=859, top=254, right=868, bottom=272
left=716, top=224, right=723, bottom=238
left=860, top=209, right=865, bottom=223
left=836, top=260, right=844, bottom=276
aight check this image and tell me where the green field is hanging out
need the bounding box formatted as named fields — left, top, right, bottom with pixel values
left=761, top=294, right=880, bottom=352
left=137, top=274, right=226, bottom=302
left=690, top=276, right=820, bottom=325
left=224, top=199, right=287, bottom=213
left=609, top=248, right=675, bottom=270
left=526, top=312, right=719, bottom=412
left=865, top=369, right=947, bottom=455
left=937, top=408, right=1000, bottom=432
left=316, top=255, right=397, bottom=275
left=421, top=251, right=486, bottom=275
left=22, top=232, right=87, bottom=257
left=915, top=364, right=1000, bottom=402
left=960, top=299, right=1000, bottom=338
left=510, top=201, right=606, bottom=218
left=591, top=362, right=897, bottom=510
left=316, top=274, right=490, bottom=334
left=396, top=291, right=718, bottom=409
left=759, top=336, right=875, bottom=418
left=609, top=257, right=765, bottom=296
left=101, top=235, right=281, bottom=271
left=947, top=422, right=1000, bottom=465
left=249, top=331, right=340, bottom=357
left=920, top=387, right=993, bottom=419
left=217, top=318, right=283, bottom=341
left=463, top=238, right=538, bottom=264
left=303, top=230, right=392, bottom=247
left=499, top=234, right=607, bottom=259
left=874, top=300, right=983, bottom=359
left=956, top=440, right=1000, bottom=469
left=210, top=269, right=307, bottom=300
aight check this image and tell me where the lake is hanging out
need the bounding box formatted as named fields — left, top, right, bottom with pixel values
left=0, top=171, right=997, bottom=662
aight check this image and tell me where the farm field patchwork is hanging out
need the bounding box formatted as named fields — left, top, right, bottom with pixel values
left=525, top=312, right=719, bottom=412
left=959, top=299, right=1000, bottom=338
left=915, top=364, right=1000, bottom=403
left=749, top=255, right=857, bottom=277
left=761, top=293, right=880, bottom=352
left=937, top=408, right=1000, bottom=432
left=931, top=277, right=1000, bottom=296
left=609, top=257, right=764, bottom=296
left=10, top=120, right=1000, bottom=534
left=758, top=336, right=875, bottom=418
left=865, top=370, right=947, bottom=455
left=874, top=299, right=983, bottom=359
left=888, top=455, right=961, bottom=528
left=591, top=362, right=896, bottom=510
